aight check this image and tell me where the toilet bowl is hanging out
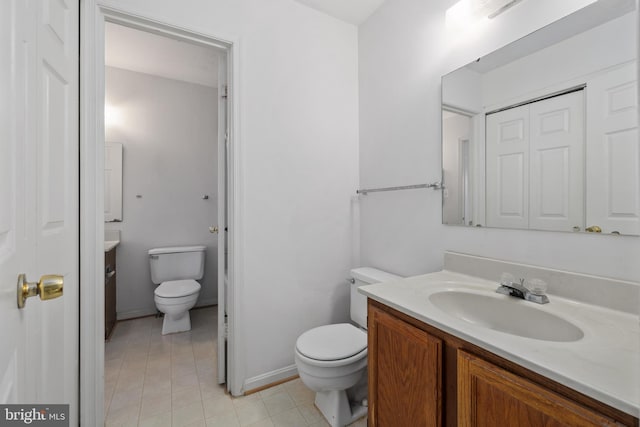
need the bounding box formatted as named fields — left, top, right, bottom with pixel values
left=294, top=268, right=401, bottom=427
left=154, top=279, right=201, bottom=335
left=295, top=323, right=369, bottom=427
left=148, top=246, right=206, bottom=335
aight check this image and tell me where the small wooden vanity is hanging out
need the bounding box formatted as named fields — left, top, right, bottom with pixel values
left=105, top=247, right=117, bottom=339
left=367, top=299, right=639, bottom=427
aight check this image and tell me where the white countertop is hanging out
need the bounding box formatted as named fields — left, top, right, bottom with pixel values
left=359, top=270, right=640, bottom=417
left=104, top=240, right=120, bottom=252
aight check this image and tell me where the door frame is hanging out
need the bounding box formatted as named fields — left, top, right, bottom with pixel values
left=79, top=2, right=246, bottom=424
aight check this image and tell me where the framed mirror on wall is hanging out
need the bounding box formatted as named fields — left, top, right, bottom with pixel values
left=105, top=141, right=123, bottom=222
left=441, top=0, right=639, bottom=236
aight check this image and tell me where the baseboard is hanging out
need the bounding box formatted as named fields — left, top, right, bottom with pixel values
left=197, top=298, right=218, bottom=306
left=117, top=308, right=157, bottom=320
left=117, top=299, right=218, bottom=321
left=243, top=365, right=298, bottom=393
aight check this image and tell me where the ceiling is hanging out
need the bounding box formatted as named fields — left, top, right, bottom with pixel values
left=466, top=0, right=634, bottom=74
left=292, top=0, right=386, bottom=25
left=105, top=1, right=387, bottom=85
left=105, top=23, right=220, bottom=88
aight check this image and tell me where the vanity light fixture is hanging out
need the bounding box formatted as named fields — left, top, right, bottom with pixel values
left=474, top=0, right=523, bottom=19
left=104, top=103, right=123, bottom=129
left=446, top=0, right=523, bottom=29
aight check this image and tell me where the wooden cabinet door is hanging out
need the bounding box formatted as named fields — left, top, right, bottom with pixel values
left=368, top=304, right=443, bottom=427
left=105, top=249, right=117, bottom=339
left=458, top=350, right=619, bottom=427
left=105, top=277, right=116, bottom=339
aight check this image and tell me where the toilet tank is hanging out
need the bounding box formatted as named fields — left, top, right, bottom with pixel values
left=350, top=267, right=401, bottom=329
left=148, top=245, right=206, bottom=284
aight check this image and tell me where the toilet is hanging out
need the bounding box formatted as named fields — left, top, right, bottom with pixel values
left=294, top=267, right=401, bottom=427
left=148, top=245, right=206, bottom=335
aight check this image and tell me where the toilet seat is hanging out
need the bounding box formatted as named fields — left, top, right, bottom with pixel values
left=295, top=346, right=367, bottom=369
left=296, top=323, right=367, bottom=363
left=154, top=279, right=201, bottom=298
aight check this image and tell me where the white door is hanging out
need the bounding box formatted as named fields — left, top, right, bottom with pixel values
left=586, top=62, right=639, bottom=235
left=486, top=104, right=530, bottom=229
left=0, top=0, right=79, bottom=423
left=529, top=91, right=584, bottom=232
left=217, top=55, right=229, bottom=385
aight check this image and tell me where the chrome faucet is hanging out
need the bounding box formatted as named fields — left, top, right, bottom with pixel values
left=496, top=277, right=549, bottom=304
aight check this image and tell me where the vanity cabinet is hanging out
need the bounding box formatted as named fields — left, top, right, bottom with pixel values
left=368, top=304, right=442, bottom=426
left=367, top=300, right=638, bottom=427
left=105, top=248, right=117, bottom=339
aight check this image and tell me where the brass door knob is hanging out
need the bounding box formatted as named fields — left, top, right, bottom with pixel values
left=585, top=226, right=602, bottom=233
left=209, top=226, right=219, bottom=234
left=17, top=274, right=64, bottom=309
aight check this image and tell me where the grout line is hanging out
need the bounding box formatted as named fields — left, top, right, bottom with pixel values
left=106, top=307, right=353, bottom=427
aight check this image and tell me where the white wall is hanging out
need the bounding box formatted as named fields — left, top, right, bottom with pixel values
left=442, top=67, right=482, bottom=112
left=99, top=0, right=360, bottom=388
left=482, top=12, right=636, bottom=109
left=442, top=12, right=636, bottom=113
left=359, top=0, right=640, bottom=283
left=105, top=66, right=218, bottom=319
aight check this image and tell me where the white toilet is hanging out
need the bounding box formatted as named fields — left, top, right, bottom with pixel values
left=294, top=267, right=401, bottom=427
left=148, top=245, right=206, bottom=335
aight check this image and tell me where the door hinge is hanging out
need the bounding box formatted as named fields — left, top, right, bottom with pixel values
left=224, top=314, right=229, bottom=339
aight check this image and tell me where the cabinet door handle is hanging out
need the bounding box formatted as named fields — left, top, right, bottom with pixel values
left=105, top=270, right=115, bottom=280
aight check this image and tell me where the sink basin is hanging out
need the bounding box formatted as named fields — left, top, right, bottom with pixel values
left=429, top=291, right=584, bottom=342
left=104, top=240, right=120, bottom=252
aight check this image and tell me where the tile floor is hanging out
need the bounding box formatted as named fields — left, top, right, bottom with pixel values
left=105, top=307, right=367, bottom=427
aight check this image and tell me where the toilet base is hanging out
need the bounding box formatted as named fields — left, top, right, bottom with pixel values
left=161, top=310, right=192, bottom=335
left=315, top=389, right=367, bottom=427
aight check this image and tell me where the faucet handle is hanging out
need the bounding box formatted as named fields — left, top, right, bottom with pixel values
left=525, top=278, right=548, bottom=296
left=499, top=272, right=516, bottom=286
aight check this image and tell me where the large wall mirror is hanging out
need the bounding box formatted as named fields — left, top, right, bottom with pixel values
left=441, top=0, right=638, bottom=236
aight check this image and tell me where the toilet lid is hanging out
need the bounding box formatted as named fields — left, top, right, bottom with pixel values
left=154, top=279, right=201, bottom=298
left=296, top=323, right=367, bottom=361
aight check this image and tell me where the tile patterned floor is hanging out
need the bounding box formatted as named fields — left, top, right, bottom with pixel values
left=105, top=307, right=367, bottom=427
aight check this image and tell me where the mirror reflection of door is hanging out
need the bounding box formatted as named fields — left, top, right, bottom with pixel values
left=486, top=90, right=584, bottom=232
left=443, top=110, right=473, bottom=225
left=586, top=62, right=639, bottom=236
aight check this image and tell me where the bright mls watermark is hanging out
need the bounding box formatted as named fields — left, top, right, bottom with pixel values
left=0, top=405, right=68, bottom=426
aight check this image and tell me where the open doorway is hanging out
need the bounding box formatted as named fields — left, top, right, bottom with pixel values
left=103, top=21, right=222, bottom=322
left=97, top=18, right=234, bottom=425
left=80, top=3, right=245, bottom=423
